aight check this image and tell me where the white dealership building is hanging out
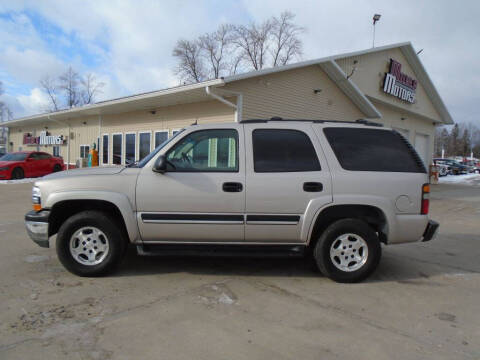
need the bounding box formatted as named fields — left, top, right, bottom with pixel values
left=4, top=42, right=453, bottom=168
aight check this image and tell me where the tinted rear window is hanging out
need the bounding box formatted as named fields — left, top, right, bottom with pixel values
left=252, top=129, right=321, bottom=172
left=323, top=128, right=426, bottom=173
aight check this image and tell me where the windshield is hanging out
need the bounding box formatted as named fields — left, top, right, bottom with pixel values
left=135, top=129, right=185, bottom=168
left=0, top=153, right=28, bottom=161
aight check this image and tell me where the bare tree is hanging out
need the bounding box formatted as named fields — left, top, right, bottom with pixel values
left=40, top=67, right=105, bottom=111
left=172, top=11, right=306, bottom=82
left=59, top=66, right=81, bottom=108
left=0, top=81, right=8, bottom=115
left=233, top=19, right=273, bottom=71
left=173, top=39, right=206, bottom=83
left=0, top=81, right=12, bottom=150
left=81, top=73, right=105, bottom=105
left=199, top=24, right=233, bottom=79
left=230, top=53, right=244, bottom=75
left=270, top=11, right=304, bottom=66
left=40, top=75, right=60, bottom=111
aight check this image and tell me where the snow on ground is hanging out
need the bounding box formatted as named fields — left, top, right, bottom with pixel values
left=0, top=178, right=36, bottom=184
left=438, top=173, right=480, bottom=185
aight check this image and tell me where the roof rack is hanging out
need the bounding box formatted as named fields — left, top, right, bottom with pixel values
left=239, top=117, right=383, bottom=127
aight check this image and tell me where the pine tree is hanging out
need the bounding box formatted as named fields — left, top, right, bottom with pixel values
left=450, top=124, right=459, bottom=156
left=461, top=129, right=471, bottom=157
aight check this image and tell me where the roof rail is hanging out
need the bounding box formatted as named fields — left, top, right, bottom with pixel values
left=239, top=117, right=383, bottom=127
left=354, top=119, right=383, bottom=127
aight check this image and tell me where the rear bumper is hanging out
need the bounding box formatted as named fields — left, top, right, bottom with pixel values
left=25, top=210, right=50, bottom=248
left=422, top=220, right=439, bottom=242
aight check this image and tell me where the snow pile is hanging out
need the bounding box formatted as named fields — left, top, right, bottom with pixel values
left=0, top=178, right=36, bottom=184
left=438, top=174, right=480, bottom=186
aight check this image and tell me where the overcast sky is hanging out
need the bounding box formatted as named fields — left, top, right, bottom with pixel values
left=0, top=0, right=479, bottom=125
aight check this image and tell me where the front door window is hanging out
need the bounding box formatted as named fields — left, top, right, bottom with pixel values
left=166, top=129, right=238, bottom=172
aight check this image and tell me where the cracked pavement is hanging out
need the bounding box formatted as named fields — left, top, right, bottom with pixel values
left=0, top=182, right=479, bottom=359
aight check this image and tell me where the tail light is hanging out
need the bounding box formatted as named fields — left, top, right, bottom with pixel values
left=421, top=183, right=430, bottom=215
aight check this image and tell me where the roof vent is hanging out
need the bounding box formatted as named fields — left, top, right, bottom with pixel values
left=270, top=116, right=283, bottom=121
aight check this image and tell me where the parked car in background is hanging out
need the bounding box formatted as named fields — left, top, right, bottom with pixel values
left=460, top=160, right=478, bottom=173
left=0, top=151, right=64, bottom=180
left=433, top=158, right=468, bottom=175
left=436, top=163, right=450, bottom=177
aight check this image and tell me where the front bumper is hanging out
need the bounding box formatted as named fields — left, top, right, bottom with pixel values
left=25, top=210, right=50, bottom=248
left=422, top=220, right=439, bottom=242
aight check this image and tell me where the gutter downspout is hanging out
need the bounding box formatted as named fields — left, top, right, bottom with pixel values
left=98, top=115, right=102, bottom=164
left=205, top=86, right=243, bottom=122
left=48, top=115, right=71, bottom=170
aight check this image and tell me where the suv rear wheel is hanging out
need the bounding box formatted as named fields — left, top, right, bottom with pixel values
left=313, top=218, right=381, bottom=283
left=56, top=210, right=127, bottom=276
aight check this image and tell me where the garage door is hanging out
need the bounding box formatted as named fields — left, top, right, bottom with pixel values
left=414, top=133, right=429, bottom=167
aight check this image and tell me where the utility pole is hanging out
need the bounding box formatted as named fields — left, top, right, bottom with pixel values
left=372, top=14, right=381, bottom=48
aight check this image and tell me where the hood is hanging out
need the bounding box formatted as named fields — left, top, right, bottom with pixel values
left=42, top=166, right=125, bottom=180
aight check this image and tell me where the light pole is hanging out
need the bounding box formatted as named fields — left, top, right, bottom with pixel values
left=372, top=14, right=381, bottom=48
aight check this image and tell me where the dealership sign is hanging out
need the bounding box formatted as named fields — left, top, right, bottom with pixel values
left=23, top=131, right=66, bottom=146
left=383, top=59, right=417, bottom=103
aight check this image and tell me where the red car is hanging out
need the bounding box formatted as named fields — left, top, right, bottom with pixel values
left=0, top=151, right=65, bottom=180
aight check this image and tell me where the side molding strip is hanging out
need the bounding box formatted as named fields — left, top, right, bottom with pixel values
left=246, top=215, right=300, bottom=225
left=141, top=213, right=244, bottom=224
left=140, top=213, right=301, bottom=225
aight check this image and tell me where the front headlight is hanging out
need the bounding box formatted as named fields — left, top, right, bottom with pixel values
left=0, top=166, right=9, bottom=171
left=32, top=186, right=42, bottom=210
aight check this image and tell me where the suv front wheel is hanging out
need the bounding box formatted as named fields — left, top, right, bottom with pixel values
left=56, top=211, right=127, bottom=277
left=313, top=218, right=381, bottom=283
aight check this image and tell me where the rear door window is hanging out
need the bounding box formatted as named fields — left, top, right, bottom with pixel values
left=252, top=129, right=321, bottom=172
left=323, top=127, right=426, bottom=173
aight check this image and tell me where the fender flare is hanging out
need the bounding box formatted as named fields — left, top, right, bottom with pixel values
left=304, top=199, right=393, bottom=245
left=45, top=190, right=139, bottom=242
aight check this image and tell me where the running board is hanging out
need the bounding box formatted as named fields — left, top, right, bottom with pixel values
left=136, top=244, right=306, bottom=258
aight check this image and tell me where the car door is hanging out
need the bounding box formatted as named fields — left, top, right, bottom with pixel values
left=26, top=153, right=41, bottom=177
left=136, top=124, right=245, bottom=243
left=38, top=153, right=52, bottom=175
left=244, top=122, right=333, bottom=243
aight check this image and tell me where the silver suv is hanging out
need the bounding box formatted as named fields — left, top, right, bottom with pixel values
left=25, top=119, right=439, bottom=282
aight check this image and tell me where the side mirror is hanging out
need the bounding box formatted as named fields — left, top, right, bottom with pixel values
left=152, top=155, right=167, bottom=174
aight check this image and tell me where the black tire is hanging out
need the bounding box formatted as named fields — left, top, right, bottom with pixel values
left=11, top=167, right=24, bottom=180
left=313, top=218, right=381, bottom=283
left=56, top=210, right=127, bottom=277
left=53, top=164, right=62, bottom=172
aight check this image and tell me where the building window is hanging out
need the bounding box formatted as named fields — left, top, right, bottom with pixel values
left=166, top=129, right=238, bottom=172
left=172, top=129, right=181, bottom=137
left=252, top=129, right=321, bottom=173
left=112, top=134, right=122, bottom=165
left=154, top=130, right=168, bottom=148
left=80, top=145, right=90, bottom=159
left=53, top=146, right=60, bottom=157
left=125, top=133, right=136, bottom=165
left=139, top=132, right=151, bottom=160
left=102, top=134, right=109, bottom=164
